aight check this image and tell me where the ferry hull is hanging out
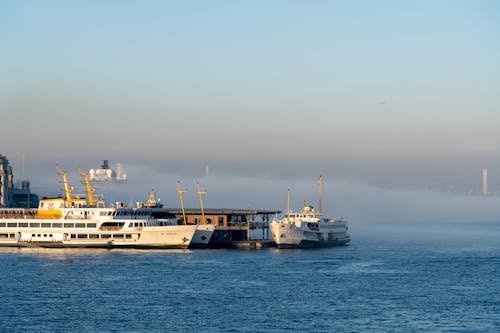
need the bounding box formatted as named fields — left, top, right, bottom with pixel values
left=190, top=225, right=215, bottom=248
left=1, top=241, right=191, bottom=249
left=270, top=221, right=350, bottom=249
left=0, top=225, right=197, bottom=249
left=275, top=238, right=350, bottom=249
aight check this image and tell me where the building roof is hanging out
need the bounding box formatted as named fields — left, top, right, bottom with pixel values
left=148, top=208, right=281, bottom=216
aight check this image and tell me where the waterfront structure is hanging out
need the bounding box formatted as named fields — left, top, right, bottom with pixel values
left=0, top=154, right=39, bottom=208
left=482, top=168, right=488, bottom=195
left=162, top=208, right=280, bottom=248
left=270, top=176, right=350, bottom=248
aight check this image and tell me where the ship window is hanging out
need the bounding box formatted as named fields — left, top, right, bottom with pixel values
left=32, top=234, right=36, bottom=237
left=44, top=234, right=47, bottom=237
left=113, top=234, right=123, bottom=239
left=75, top=223, right=85, bottom=228
left=0, top=233, right=8, bottom=238
left=125, top=234, right=132, bottom=239
left=42, top=223, right=51, bottom=228
left=77, top=234, right=88, bottom=239
left=206, top=218, right=212, bottom=224
left=18, top=222, right=28, bottom=227
left=194, top=218, right=199, bottom=224
left=30, top=223, right=40, bottom=228
left=7, top=223, right=17, bottom=228
left=49, top=234, right=53, bottom=237
left=101, top=234, right=111, bottom=239
left=89, top=234, right=99, bottom=239
left=128, top=223, right=133, bottom=228
left=87, top=223, right=96, bottom=228
left=70, top=234, right=77, bottom=238
left=53, top=223, right=62, bottom=228
left=0, top=223, right=6, bottom=227
left=64, top=223, right=74, bottom=228
left=38, top=234, right=41, bottom=237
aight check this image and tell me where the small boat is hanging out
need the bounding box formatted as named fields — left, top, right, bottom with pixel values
left=270, top=176, right=350, bottom=248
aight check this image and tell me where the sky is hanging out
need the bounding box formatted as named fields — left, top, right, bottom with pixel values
left=1, top=1, right=500, bottom=220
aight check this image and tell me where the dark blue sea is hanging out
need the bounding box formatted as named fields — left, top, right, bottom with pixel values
left=1, top=222, right=499, bottom=332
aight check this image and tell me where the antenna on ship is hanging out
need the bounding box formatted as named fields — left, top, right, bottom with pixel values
left=287, top=185, right=291, bottom=219
left=78, top=167, right=96, bottom=205
left=56, top=164, right=73, bottom=201
left=318, top=174, right=323, bottom=217
left=197, top=181, right=207, bottom=225
left=177, top=181, right=188, bottom=225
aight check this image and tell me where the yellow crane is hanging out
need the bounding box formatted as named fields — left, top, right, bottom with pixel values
left=78, top=167, right=97, bottom=205
left=56, top=164, right=73, bottom=201
left=177, top=181, right=188, bottom=225
left=197, top=182, right=207, bottom=225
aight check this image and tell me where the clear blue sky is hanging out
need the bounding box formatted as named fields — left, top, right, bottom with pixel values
left=1, top=0, right=499, bottom=188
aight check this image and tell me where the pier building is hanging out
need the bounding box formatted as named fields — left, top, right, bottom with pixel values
left=0, top=154, right=39, bottom=208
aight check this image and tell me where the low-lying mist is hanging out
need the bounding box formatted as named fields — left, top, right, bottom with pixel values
left=30, top=164, right=500, bottom=233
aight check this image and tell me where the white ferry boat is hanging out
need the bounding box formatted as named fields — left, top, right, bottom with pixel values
left=0, top=198, right=197, bottom=249
left=270, top=176, right=350, bottom=248
left=138, top=189, right=215, bottom=248
left=0, top=168, right=197, bottom=249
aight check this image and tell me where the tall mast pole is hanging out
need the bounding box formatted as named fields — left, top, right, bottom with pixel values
left=287, top=185, right=291, bottom=219
left=177, top=181, right=187, bottom=225
left=318, top=174, right=323, bottom=217
left=197, top=182, right=207, bottom=225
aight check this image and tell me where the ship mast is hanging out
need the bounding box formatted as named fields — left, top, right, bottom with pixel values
left=78, top=167, right=96, bottom=205
left=56, top=164, right=73, bottom=201
left=287, top=185, right=291, bottom=219
left=197, top=182, right=207, bottom=225
left=177, top=181, right=188, bottom=225
left=318, top=174, right=323, bottom=217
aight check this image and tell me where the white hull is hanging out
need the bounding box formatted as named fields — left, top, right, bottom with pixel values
left=0, top=218, right=197, bottom=249
left=271, top=221, right=350, bottom=248
left=190, top=224, right=215, bottom=247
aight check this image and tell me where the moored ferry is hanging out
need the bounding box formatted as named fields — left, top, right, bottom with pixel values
left=270, top=176, right=350, bottom=248
left=0, top=167, right=197, bottom=249
left=270, top=204, right=350, bottom=248
left=0, top=198, right=197, bottom=248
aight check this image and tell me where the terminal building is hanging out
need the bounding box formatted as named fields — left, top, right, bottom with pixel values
left=0, top=154, right=39, bottom=208
left=145, top=207, right=280, bottom=248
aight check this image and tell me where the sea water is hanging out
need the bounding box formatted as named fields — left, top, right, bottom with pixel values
left=0, top=222, right=499, bottom=332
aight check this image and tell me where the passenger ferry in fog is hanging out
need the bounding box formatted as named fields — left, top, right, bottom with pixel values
left=0, top=167, right=201, bottom=249
left=270, top=175, right=350, bottom=248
